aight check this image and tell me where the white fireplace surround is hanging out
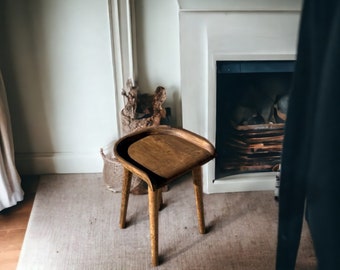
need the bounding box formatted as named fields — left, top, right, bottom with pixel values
left=178, top=0, right=302, bottom=193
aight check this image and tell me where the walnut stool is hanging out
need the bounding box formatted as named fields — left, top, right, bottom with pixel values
left=114, top=126, right=215, bottom=266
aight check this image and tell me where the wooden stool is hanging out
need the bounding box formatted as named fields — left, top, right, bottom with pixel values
left=114, top=125, right=215, bottom=266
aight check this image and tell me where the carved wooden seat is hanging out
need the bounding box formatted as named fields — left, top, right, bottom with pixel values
left=114, top=125, right=215, bottom=266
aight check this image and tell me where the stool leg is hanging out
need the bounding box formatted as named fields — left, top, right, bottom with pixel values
left=148, top=187, right=159, bottom=266
left=192, top=166, right=206, bottom=234
left=119, top=168, right=132, bottom=229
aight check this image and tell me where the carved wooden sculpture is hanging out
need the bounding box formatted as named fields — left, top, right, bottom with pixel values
left=121, top=80, right=167, bottom=135
left=119, top=80, right=168, bottom=194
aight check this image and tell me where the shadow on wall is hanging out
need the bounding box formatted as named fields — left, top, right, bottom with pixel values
left=169, top=85, right=181, bottom=128
left=0, top=0, right=54, bottom=173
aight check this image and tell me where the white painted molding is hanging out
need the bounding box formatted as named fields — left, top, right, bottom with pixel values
left=16, top=152, right=104, bottom=175
left=108, top=0, right=137, bottom=137
left=177, top=0, right=302, bottom=12
left=15, top=140, right=117, bottom=175
left=206, top=172, right=276, bottom=194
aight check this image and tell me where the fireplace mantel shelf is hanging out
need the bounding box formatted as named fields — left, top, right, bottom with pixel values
left=177, top=0, right=302, bottom=12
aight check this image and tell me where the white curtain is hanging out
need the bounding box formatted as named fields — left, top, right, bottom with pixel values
left=0, top=71, right=24, bottom=211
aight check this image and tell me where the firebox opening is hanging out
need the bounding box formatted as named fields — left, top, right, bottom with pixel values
left=215, top=60, right=295, bottom=179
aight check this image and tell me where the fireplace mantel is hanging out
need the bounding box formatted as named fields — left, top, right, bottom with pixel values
left=177, top=0, right=302, bottom=12
left=178, top=1, right=302, bottom=193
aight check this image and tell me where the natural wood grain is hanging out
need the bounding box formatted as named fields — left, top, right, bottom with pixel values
left=129, top=135, right=209, bottom=178
left=148, top=187, right=159, bottom=267
left=114, top=126, right=215, bottom=266
left=119, top=168, right=132, bottom=229
left=192, top=166, right=205, bottom=234
left=115, top=126, right=215, bottom=191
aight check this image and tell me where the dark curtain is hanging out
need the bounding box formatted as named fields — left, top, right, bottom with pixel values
left=276, top=0, right=340, bottom=269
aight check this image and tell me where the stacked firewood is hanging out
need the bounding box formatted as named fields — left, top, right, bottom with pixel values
left=222, top=123, right=284, bottom=173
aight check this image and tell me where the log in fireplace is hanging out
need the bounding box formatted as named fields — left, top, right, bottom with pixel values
left=215, top=60, right=295, bottom=179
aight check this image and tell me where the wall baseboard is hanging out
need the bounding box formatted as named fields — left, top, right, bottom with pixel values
left=15, top=152, right=105, bottom=175
left=205, top=172, right=276, bottom=194
left=16, top=152, right=276, bottom=197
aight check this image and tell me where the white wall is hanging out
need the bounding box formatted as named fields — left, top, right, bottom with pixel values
left=0, top=0, right=180, bottom=175
left=134, top=0, right=181, bottom=127
left=1, top=0, right=119, bottom=174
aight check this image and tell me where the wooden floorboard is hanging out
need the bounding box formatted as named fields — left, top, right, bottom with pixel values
left=0, top=176, right=39, bottom=270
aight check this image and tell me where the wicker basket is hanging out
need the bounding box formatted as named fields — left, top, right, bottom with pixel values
left=100, top=148, right=139, bottom=192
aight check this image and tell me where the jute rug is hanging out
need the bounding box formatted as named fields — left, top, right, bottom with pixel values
left=17, top=174, right=316, bottom=270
